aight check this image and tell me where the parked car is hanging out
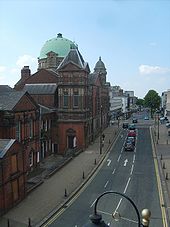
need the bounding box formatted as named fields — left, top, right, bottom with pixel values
left=166, top=123, right=170, bottom=128
left=144, top=116, right=149, bottom=120
left=124, top=141, right=134, bottom=151
left=132, top=118, right=138, bottom=123
left=126, top=136, right=136, bottom=145
left=128, top=130, right=136, bottom=137
left=123, top=122, right=129, bottom=129
left=128, top=124, right=136, bottom=130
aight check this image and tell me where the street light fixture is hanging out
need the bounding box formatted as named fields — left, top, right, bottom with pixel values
left=83, top=191, right=151, bottom=227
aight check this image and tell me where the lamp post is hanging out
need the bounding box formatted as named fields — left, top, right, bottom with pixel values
left=83, top=191, right=151, bottom=227
left=100, top=105, right=103, bottom=154
left=157, top=113, right=160, bottom=140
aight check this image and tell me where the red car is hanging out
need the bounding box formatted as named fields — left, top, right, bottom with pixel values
left=128, top=130, right=136, bottom=137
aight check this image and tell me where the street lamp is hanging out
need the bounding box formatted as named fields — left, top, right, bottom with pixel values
left=100, top=105, right=103, bottom=154
left=83, top=191, right=151, bottom=227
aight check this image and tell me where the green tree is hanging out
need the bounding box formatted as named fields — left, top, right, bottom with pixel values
left=144, top=90, right=161, bottom=118
left=136, top=98, right=144, bottom=106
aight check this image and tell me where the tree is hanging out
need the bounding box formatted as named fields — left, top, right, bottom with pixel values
left=144, top=90, right=161, bottom=118
left=136, top=98, right=144, bottom=106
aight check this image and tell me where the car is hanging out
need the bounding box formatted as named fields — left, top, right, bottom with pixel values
left=122, top=122, right=129, bottom=129
left=132, top=118, right=138, bottom=123
left=166, top=123, right=170, bottom=128
left=126, top=136, right=136, bottom=145
left=128, top=130, right=136, bottom=137
left=128, top=123, right=136, bottom=130
left=144, top=116, right=149, bottom=120
left=124, top=141, right=134, bottom=151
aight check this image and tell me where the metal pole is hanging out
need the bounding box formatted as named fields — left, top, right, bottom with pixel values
left=158, top=113, right=160, bottom=140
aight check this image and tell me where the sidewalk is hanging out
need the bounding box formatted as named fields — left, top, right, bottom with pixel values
left=152, top=121, right=170, bottom=226
left=0, top=124, right=120, bottom=227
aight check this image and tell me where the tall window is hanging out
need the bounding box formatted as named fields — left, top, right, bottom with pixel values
left=16, top=121, right=21, bottom=142
left=29, top=119, right=33, bottom=138
left=73, top=89, right=79, bottom=107
left=11, top=154, right=17, bottom=174
left=63, top=89, right=69, bottom=107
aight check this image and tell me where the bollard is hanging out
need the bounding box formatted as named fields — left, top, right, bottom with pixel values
left=64, top=188, right=68, bottom=197
left=28, top=217, right=32, bottom=227
left=166, top=172, right=169, bottom=180
left=83, top=171, right=85, bottom=179
left=94, top=159, right=97, bottom=165
left=163, top=162, right=166, bottom=169
left=7, top=219, right=10, bottom=227
left=160, top=154, right=163, bottom=160
left=109, top=139, right=111, bottom=144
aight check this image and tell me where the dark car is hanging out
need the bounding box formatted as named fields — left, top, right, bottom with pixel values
left=122, top=122, right=129, bottom=129
left=128, top=123, right=136, bottom=130
left=126, top=136, right=136, bottom=145
left=132, top=118, right=138, bottom=123
left=124, top=141, right=134, bottom=151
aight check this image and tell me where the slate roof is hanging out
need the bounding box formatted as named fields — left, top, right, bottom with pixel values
left=0, top=139, right=15, bottom=158
left=39, top=104, right=55, bottom=114
left=23, top=84, right=58, bottom=95
left=58, top=48, right=88, bottom=70
left=0, top=85, right=13, bottom=93
left=88, top=73, right=98, bottom=85
left=0, top=91, right=25, bottom=110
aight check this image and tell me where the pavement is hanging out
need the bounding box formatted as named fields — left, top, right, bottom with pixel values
left=0, top=123, right=121, bottom=227
left=1, top=119, right=170, bottom=227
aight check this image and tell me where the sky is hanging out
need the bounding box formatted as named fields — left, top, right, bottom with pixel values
left=0, top=0, right=170, bottom=98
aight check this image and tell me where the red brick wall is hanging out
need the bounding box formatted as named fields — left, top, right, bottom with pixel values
left=58, top=123, right=84, bottom=154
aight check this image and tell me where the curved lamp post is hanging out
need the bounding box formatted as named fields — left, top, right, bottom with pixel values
left=83, top=191, right=151, bottom=227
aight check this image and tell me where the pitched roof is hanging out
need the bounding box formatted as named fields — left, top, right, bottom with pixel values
left=57, top=48, right=88, bottom=71
left=0, top=139, right=15, bottom=158
left=0, top=91, right=25, bottom=110
left=0, top=85, right=13, bottom=93
left=23, top=84, right=58, bottom=94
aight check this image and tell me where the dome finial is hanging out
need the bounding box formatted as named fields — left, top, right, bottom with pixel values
left=99, top=56, right=101, bottom=61
left=57, top=33, right=62, bottom=38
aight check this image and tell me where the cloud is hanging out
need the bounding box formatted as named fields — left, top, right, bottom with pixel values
left=139, top=64, right=170, bottom=75
left=16, top=55, right=37, bottom=69
left=0, top=66, right=6, bottom=73
left=149, top=42, right=157, bottom=46
left=0, top=55, right=37, bottom=87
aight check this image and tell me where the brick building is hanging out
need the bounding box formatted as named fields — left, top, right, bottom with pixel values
left=0, top=139, right=25, bottom=215
left=14, top=34, right=110, bottom=156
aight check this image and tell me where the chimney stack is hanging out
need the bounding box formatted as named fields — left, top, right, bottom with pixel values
left=21, top=66, right=31, bottom=80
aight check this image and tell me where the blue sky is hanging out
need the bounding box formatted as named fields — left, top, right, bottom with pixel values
left=0, top=0, right=170, bottom=98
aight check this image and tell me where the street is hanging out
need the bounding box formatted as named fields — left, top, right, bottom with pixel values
left=44, top=117, right=163, bottom=226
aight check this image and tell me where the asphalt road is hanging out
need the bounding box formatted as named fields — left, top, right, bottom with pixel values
left=45, top=120, right=163, bottom=227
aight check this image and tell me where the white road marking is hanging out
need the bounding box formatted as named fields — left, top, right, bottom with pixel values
left=107, top=159, right=112, bottom=166
left=114, top=198, right=122, bottom=213
left=90, top=199, right=96, bottom=207
left=112, top=168, right=116, bottom=174
left=104, top=180, right=109, bottom=188
left=124, top=159, right=128, bottom=166
left=133, top=154, right=136, bottom=163
left=130, top=164, right=134, bottom=175
left=123, top=177, right=131, bottom=193
left=117, top=154, right=121, bottom=162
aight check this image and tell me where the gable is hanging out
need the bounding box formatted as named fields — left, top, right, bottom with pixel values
left=13, top=93, right=38, bottom=112
left=25, top=69, right=58, bottom=84
left=58, top=62, right=83, bottom=71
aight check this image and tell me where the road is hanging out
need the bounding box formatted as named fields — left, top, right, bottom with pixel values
left=43, top=117, right=163, bottom=227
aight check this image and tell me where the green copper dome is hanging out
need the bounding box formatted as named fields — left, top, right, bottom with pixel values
left=39, top=33, right=77, bottom=59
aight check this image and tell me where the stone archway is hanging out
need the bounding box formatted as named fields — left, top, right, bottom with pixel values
left=66, top=128, right=76, bottom=149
